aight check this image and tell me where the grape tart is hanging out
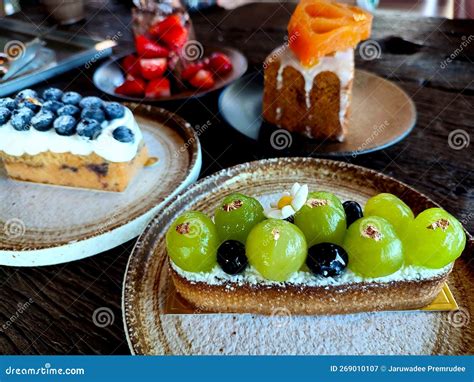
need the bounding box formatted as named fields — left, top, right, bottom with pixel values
left=166, top=185, right=466, bottom=315
left=0, top=89, right=149, bottom=192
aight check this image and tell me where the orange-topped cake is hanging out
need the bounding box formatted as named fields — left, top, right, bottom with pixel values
left=262, top=0, right=373, bottom=142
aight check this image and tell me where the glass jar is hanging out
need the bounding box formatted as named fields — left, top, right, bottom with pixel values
left=132, top=0, right=195, bottom=81
left=132, top=0, right=194, bottom=40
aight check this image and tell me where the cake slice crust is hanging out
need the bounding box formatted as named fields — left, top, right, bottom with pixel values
left=171, top=264, right=451, bottom=315
left=262, top=47, right=353, bottom=141
left=1, top=143, right=148, bottom=192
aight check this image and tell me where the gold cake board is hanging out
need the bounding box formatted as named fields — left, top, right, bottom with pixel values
left=422, top=283, right=458, bottom=311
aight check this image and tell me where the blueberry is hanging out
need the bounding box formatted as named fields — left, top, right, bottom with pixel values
left=104, top=102, right=125, bottom=120
left=43, top=100, right=64, bottom=114
left=61, top=91, right=82, bottom=105
left=42, top=87, right=63, bottom=101
left=18, top=97, right=42, bottom=113
left=54, top=115, right=77, bottom=136
left=0, top=97, right=16, bottom=110
left=77, top=118, right=102, bottom=140
left=81, top=107, right=105, bottom=123
left=57, top=104, right=80, bottom=117
left=306, top=243, right=348, bottom=277
left=112, top=126, right=135, bottom=143
left=217, top=240, right=248, bottom=275
left=79, top=96, right=103, bottom=109
left=10, top=108, right=34, bottom=131
left=31, top=110, right=55, bottom=131
left=0, top=107, right=11, bottom=125
left=15, top=89, right=38, bottom=102
left=343, top=201, right=363, bottom=227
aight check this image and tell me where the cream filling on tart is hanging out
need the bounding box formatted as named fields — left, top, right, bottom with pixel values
left=271, top=45, right=354, bottom=125
left=0, top=107, right=142, bottom=163
left=171, top=260, right=453, bottom=288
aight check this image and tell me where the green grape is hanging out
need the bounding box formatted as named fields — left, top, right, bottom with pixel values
left=364, top=193, right=414, bottom=236
left=294, top=191, right=346, bottom=246
left=343, top=216, right=404, bottom=278
left=404, top=208, right=466, bottom=269
left=246, top=219, right=307, bottom=282
left=166, top=211, right=219, bottom=272
left=214, top=193, right=265, bottom=243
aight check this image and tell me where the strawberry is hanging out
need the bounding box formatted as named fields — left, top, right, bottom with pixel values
left=161, top=25, right=188, bottom=50
left=115, top=78, right=146, bottom=97
left=181, top=61, right=206, bottom=81
left=139, top=58, right=167, bottom=80
left=209, top=52, right=233, bottom=76
left=145, top=77, right=171, bottom=98
left=149, top=14, right=182, bottom=38
left=148, top=14, right=188, bottom=50
left=121, top=54, right=141, bottom=77
left=135, top=35, right=169, bottom=58
left=189, top=69, right=215, bottom=90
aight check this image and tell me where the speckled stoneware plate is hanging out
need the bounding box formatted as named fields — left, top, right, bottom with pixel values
left=123, top=158, right=473, bottom=355
left=219, top=71, right=416, bottom=156
left=0, top=104, right=201, bottom=266
left=93, top=46, right=248, bottom=102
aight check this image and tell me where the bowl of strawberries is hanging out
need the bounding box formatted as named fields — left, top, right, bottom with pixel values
left=93, top=11, right=247, bottom=102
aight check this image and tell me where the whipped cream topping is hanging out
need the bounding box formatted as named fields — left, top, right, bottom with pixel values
left=0, top=107, right=142, bottom=163
left=172, top=261, right=452, bottom=288
left=273, top=46, right=354, bottom=124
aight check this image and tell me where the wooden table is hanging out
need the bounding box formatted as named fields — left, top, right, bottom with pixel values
left=1, top=1, right=472, bottom=354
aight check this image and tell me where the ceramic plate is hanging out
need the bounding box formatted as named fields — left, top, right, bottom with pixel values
left=93, top=46, right=248, bottom=102
left=219, top=71, right=417, bottom=156
left=0, top=104, right=201, bottom=266
left=123, top=158, right=473, bottom=355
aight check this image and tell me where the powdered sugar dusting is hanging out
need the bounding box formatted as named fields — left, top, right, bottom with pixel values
left=154, top=311, right=442, bottom=355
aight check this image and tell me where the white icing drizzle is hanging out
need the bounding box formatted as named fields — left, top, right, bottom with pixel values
left=0, top=107, right=142, bottom=163
left=274, top=46, right=354, bottom=123
left=276, top=107, right=282, bottom=120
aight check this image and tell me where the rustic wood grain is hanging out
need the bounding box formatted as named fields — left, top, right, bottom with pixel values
left=1, top=0, right=472, bottom=354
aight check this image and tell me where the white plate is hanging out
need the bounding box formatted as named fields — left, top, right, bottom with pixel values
left=0, top=104, right=201, bottom=266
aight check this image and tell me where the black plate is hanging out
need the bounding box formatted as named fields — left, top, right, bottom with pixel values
left=93, top=46, right=247, bottom=102
left=219, top=71, right=417, bottom=157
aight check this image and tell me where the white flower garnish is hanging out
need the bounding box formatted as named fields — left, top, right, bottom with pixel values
left=264, top=183, right=309, bottom=220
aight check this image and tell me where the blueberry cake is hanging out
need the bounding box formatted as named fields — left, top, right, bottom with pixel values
left=0, top=88, right=149, bottom=192
left=165, top=186, right=466, bottom=315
